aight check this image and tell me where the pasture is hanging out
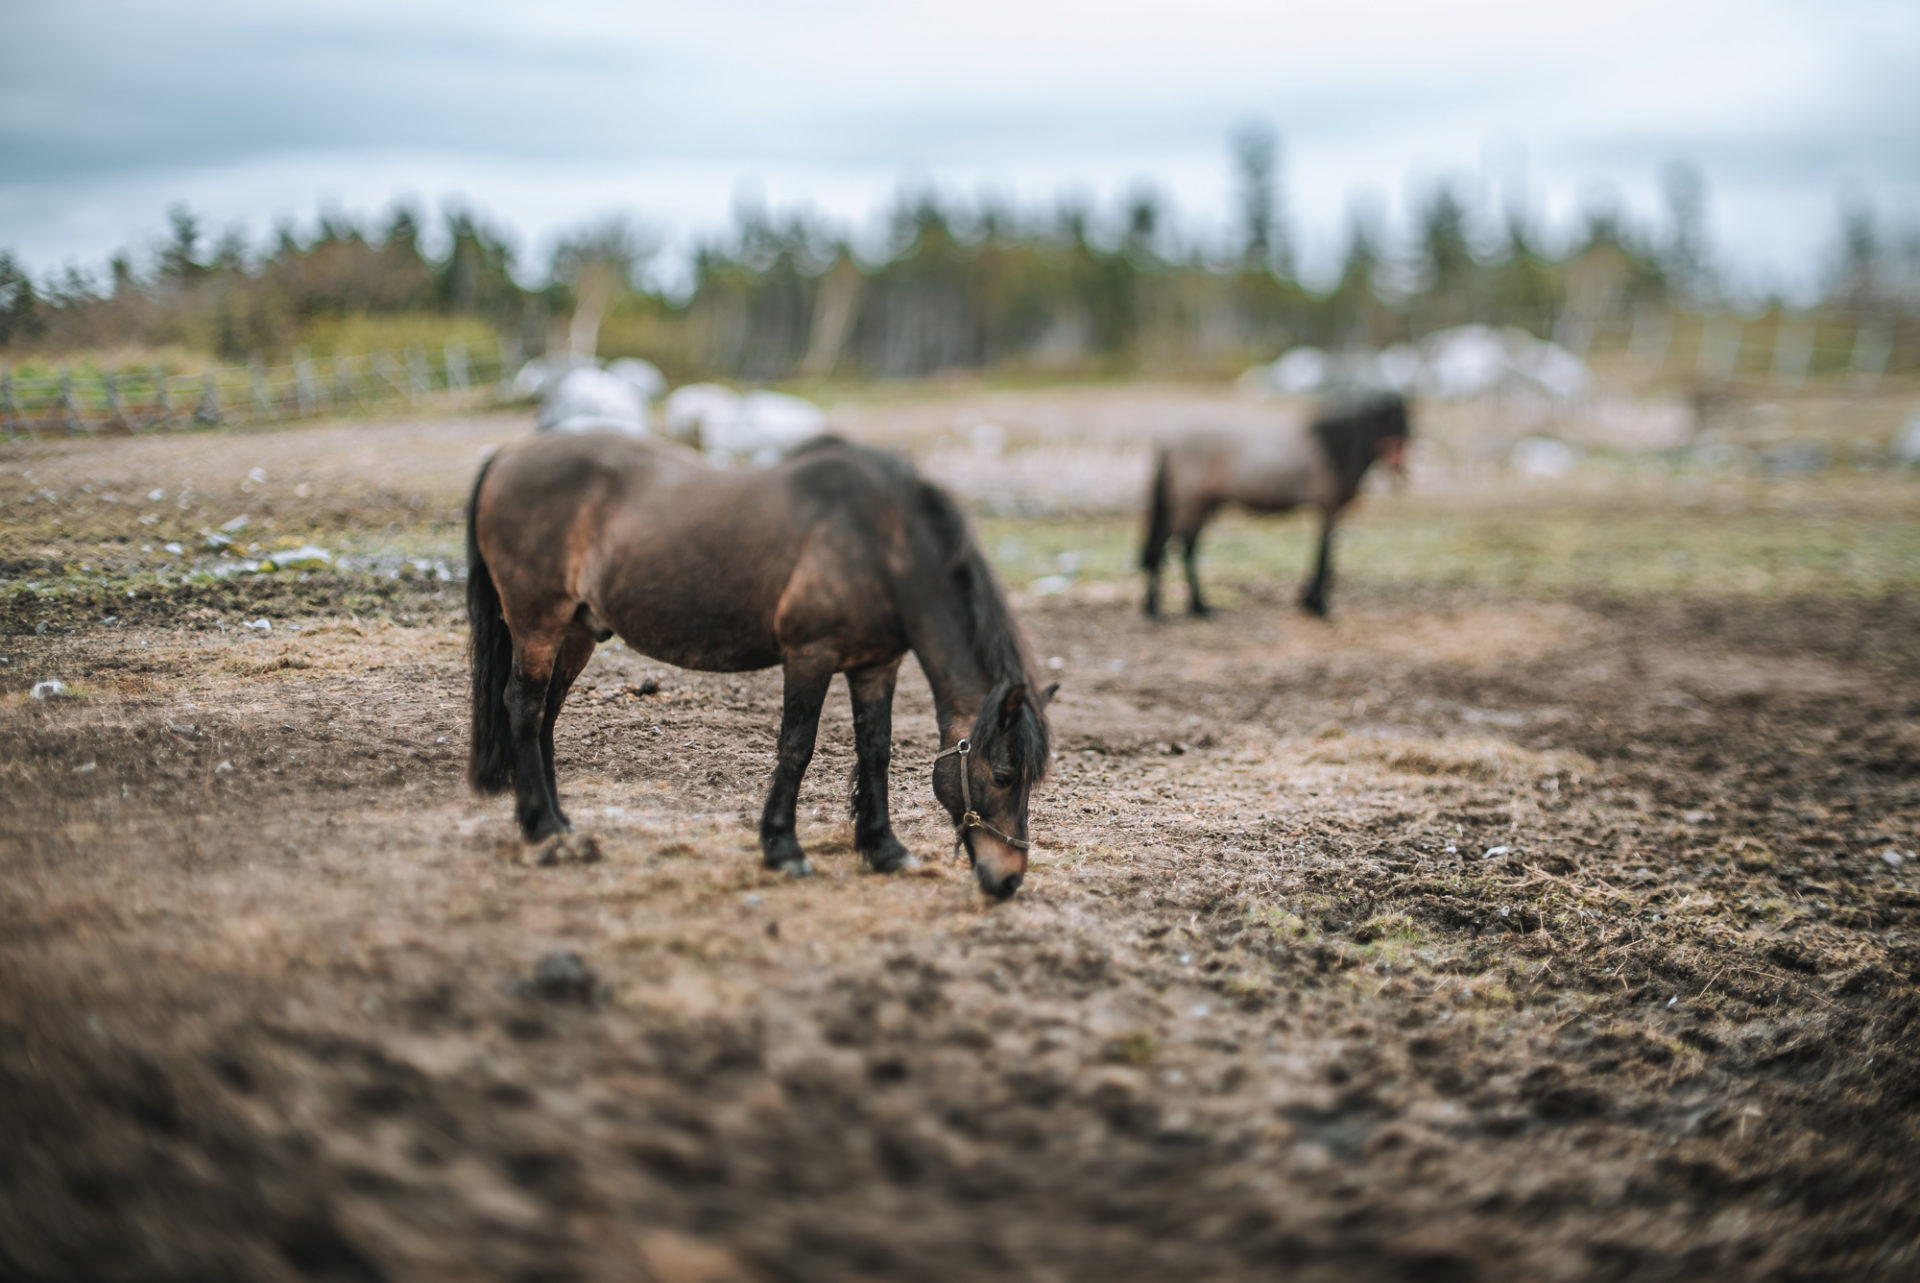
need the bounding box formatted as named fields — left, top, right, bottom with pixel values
left=3, top=385, right=1919, bottom=1281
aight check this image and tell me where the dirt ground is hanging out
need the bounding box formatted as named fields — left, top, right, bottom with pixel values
left=3, top=394, right=1919, bottom=1282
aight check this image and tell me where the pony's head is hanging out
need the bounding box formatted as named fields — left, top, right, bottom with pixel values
left=934, top=679, right=1055, bottom=899
left=1315, top=393, right=1412, bottom=492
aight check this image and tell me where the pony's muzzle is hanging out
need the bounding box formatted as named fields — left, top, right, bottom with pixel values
left=975, top=864, right=1024, bottom=900
left=970, top=837, right=1027, bottom=900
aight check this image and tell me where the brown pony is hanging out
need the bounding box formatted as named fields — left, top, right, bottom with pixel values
left=1141, top=393, right=1410, bottom=619
left=465, top=433, right=1054, bottom=899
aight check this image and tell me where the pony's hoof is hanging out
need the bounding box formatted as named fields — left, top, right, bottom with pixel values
left=523, top=816, right=573, bottom=843
left=1299, top=599, right=1329, bottom=620
left=863, top=840, right=917, bottom=874
left=531, top=831, right=601, bottom=867
left=772, top=856, right=814, bottom=878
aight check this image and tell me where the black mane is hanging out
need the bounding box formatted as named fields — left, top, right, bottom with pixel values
left=1311, top=393, right=1410, bottom=489
left=905, top=467, right=1052, bottom=787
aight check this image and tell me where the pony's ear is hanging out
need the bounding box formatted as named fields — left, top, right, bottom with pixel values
left=1040, top=682, right=1060, bottom=708
left=998, top=683, right=1028, bottom=725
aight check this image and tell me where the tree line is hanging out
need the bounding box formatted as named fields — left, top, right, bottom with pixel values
left=3, top=136, right=1913, bottom=381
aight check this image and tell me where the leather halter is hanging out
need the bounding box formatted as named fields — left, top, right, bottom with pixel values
left=931, top=738, right=1031, bottom=859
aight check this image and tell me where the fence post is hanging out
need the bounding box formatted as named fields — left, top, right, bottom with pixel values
left=407, top=347, right=430, bottom=398
left=103, top=368, right=125, bottom=432
left=1772, top=318, right=1813, bottom=390
left=1627, top=309, right=1673, bottom=377
left=294, top=354, right=317, bottom=416
left=58, top=365, right=80, bottom=435
left=195, top=369, right=221, bottom=425
left=1698, top=317, right=1741, bottom=384
left=251, top=360, right=271, bottom=420
left=1850, top=325, right=1891, bottom=393
left=333, top=354, right=357, bottom=410
left=371, top=350, right=403, bottom=399
left=151, top=363, right=171, bottom=430
left=1, top=370, right=17, bottom=441
left=445, top=342, right=469, bottom=391
left=498, top=335, right=521, bottom=395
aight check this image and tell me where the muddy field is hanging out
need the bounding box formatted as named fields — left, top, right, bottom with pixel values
left=4, top=390, right=1920, bottom=1281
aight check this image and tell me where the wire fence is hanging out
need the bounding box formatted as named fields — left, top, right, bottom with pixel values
left=1580, top=310, right=1915, bottom=391
left=0, top=338, right=524, bottom=440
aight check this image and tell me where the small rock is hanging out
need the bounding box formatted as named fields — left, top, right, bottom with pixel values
left=147, top=488, right=165, bottom=501
left=1047, top=655, right=1065, bottom=670
left=1031, top=576, right=1070, bottom=596
left=1884, top=849, right=1906, bottom=868
left=30, top=680, right=71, bottom=700
left=219, top=515, right=251, bottom=534
left=167, top=721, right=197, bottom=736
left=248, top=468, right=266, bottom=484
left=1483, top=845, right=1511, bottom=859
left=163, top=541, right=184, bottom=556
left=634, top=677, right=660, bottom=697
left=215, top=760, right=234, bottom=774
left=259, top=545, right=333, bottom=572
left=204, top=531, right=233, bottom=551
left=530, top=950, right=599, bottom=1004
left=435, top=736, right=447, bottom=744
left=243, top=618, right=272, bottom=632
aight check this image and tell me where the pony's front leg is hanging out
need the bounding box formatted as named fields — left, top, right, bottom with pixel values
left=847, top=659, right=913, bottom=874
left=1300, top=508, right=1335, bottom=618
left=759, top=649, right=835, bottom=876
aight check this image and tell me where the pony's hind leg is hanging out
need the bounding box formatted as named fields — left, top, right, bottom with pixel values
left=759, top=647, right=836, bottom=876
left=847, top=658, right=913, bottom=873
left=538, top=626, right=598, bottom=828
left=503, top=623, right=574, bottom=842
left=1181, top=530, right=1212, bottom=617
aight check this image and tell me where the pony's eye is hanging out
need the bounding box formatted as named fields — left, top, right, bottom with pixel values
left=992, top=770, right=1014, bottom=788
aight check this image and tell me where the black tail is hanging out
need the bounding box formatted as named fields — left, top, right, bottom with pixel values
left=466, top=453, right=513, bottom=793
left=1141, top=448, right=1173, bottom=571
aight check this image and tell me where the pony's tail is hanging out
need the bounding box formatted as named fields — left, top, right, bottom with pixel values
left=1140, top=447, right=1173, bottom=571
left=466, top=453, right=514, bottom=794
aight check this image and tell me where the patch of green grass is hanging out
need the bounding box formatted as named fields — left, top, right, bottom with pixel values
left=979, top=483, right=1920, bottom=602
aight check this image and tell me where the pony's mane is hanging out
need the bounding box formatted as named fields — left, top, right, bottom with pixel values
left=906, top=472, right=1052, bottom=787
left=1311, top=393, right=1410, bottom=486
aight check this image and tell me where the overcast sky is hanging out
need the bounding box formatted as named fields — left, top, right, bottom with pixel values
left=3, top=0, right=1915, bottom=296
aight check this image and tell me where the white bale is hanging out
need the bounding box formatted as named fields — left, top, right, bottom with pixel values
left=1270, top=347, right=1331, bottom=395
left=662, top=383, right=741, bottom=448
left=1420, top=326, right=1511, bottom=398
left=1375, top=344, right=1423, bottom=392
left=606, top=358, right=666, bottom=402
left=537, top=366, right=649, bottom=436
left=511, top=354, right=595, bottom=401
left=720, top=391, right=829, bottom=466
left=1509, top=330, right=1590, bottom=401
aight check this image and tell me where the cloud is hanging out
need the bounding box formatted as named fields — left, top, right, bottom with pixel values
left=2, top=0, right=1916, bottom=287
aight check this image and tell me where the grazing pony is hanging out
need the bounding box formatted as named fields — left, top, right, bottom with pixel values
left=466, top=433, right=1054, bottom=899
left=1141, top=393, right=1410, bottom=619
